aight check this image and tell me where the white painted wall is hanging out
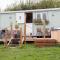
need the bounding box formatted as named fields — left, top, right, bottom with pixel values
left=16, top=13, right=25, bottom=23
left=0, top=13, right=16, bottom=30
left=33, top=10, right=60, bottom=35
left=47, top=11, right=60, bottom=28
left=16, top=13, right=25, bottom=35
left=33, top=11, right=48, bottom=35
left=0, top=10, right=60, bottom=36
left=16, top=13, right=33, bottom=35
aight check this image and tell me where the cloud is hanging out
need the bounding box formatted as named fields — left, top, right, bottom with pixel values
left=0, top=0, right=20, bottom=10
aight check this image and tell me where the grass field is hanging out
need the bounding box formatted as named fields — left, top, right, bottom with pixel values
left=0, top=44, right=60, bottom=60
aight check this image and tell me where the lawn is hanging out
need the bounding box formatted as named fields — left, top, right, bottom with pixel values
left=0, top=44, right=60, bottom=60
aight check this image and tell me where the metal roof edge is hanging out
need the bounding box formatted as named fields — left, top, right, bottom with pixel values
left=0, top=8, right=60, bottom=14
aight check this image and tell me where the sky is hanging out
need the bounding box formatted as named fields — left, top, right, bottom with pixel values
left=0, top=0, right=40, bottom=11
left=0, top=0, right=21, bottom=10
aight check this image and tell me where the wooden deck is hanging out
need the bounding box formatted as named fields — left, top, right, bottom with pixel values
left=26, top=38, right=56, bottom=41
left=0, top=38, right=58, bottom=48
left=33, top=38, right=57, bottom=47
left=0, top=38, right=56, bottom=42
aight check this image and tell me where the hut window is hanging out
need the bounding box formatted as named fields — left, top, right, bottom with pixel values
left=37, top=14, right=41, bottom=20
left=43, top=13, right=47, bottom=20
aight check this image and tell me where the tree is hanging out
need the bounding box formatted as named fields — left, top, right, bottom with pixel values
left=5, top=0, right=59, bottom=11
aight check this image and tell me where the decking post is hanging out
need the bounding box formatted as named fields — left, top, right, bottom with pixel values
left=7, top=22, right=13, bottom=46
left=10, top=22, right=13, bottom=31
left=20, top=27, right=22, bottom=48
left=5, top=37, right=7, bottom=48
left=42, top=20, right=46, bottom=38
left=4, top=32, right=7, bottom=48
left=24, top=13, right=26, bottom=44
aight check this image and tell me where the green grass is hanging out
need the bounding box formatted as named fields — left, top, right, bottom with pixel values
left=0, top=44, right=60, bottom=60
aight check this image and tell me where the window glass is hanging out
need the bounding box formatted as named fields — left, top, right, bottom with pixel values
left=43, top=13, right=47, bottom=20
left=37, top=14, right=41, bottom=20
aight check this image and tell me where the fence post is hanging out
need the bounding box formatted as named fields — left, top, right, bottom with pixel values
left=24, top=14, right=26, bottom=44
left=4, top=31, right=7, bottom=48
left=20, top=27, right=22, bottom=48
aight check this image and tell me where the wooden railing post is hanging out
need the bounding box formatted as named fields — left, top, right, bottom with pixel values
left=20, top=27, right=22, bottom=48
left=24, top=13, right=26, bottom=44
left=7, top=22, right=13, bottom=46
left=4, top=31, right=7, bottom=48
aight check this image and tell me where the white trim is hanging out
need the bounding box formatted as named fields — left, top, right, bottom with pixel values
left=0, top=8, right=60, bottom=14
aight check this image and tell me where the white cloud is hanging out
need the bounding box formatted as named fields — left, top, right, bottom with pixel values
left=0, top=0, right=20, bottom=10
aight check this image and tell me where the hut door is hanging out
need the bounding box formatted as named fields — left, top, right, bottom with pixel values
left=26, top=12, right=32, bottom=23
left=26, top=12, right=33, bottom=35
